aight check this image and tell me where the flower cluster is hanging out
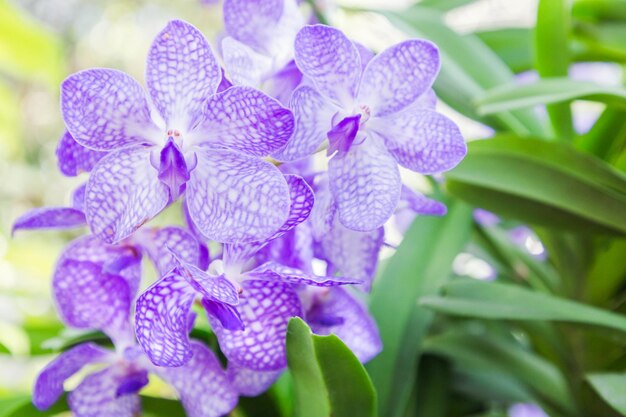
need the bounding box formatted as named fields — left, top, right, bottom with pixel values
left=14, top=1, right=465, bottom=416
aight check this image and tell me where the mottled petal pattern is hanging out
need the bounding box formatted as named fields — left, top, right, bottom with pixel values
left=85, top=146, right=169, bottom=243
left=33, top=343, right=112, bottom=410
left=135, top=226, right=201, bottom=275
left=193, top=86, right=294, bottom=156
left=72, top=183, right=88, bottom=212
left=358, top=40, right=440, bottom=117
left=157, top=341, right=239, bottom=417
left=250, top=262, right=361, bottom=287
left=329, top=139, right=401, bottom=231
left=221, top=36, right=272, bottom=87
left=135, top=271, right=196, bottom=366
left=294, top=25, right=361, bottom=106
left=186, top=148, right=290, bottom=243
left=369, top=109, right=466, bottom=174
left=56, top=131, right=108, bottom=176
left=307, top=288, right=381, bottom=363
left=208, top=279, right=302, bottom=371
left=400, top=186, right=447, bottom=216
left=68, top=364, right=142, bottom=417
left=12, top=207, right=85, bottom=234
left=61, top=69, right=156, bottom=150
left=273, top=85, right=336, bottom=161
left=227, top=364, right=283, bottom=397
left=146, top=20, right=221, bottom=129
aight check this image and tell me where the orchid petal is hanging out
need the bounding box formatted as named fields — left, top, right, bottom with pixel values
left=135, top=226, right=201, bottom=275
left=85, top=146, right=169, bottom=243
left=369, top=109, right=466, bottom=174
left=208, top=279, right=302, bottom=371
left=400, top=186, right=447, bottom=216
left=33, top=343, right=112, bottom=410
left=329, top=138, right=401, bottom=231
left=61, top=69, right=156, bottom=151
left=227, top=364, right=282, bottom=397
left=186, top=148, right=290, bottom=243
left=157, top=341, right=239, bottom=417
left=146, top=20, right=221, bottom=130
left=221, top=36, right=272, bottom=88
left=193, top=86, right=294, bottom=156
left=56, top=131, right=107, bottom=176
left=294, top=25, right=361, bottom=107
left=358, top=40, right=440, bottom=117
left=12, top=207, right=85, bottom=234
left=250, top=262, right=361, bottom=287
left=272, top=85, right=336, bottom=161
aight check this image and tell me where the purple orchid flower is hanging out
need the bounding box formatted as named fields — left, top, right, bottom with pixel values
left=136, top=175, right=361, bottom=371
left=274, top=24, right=466, bottom=231
left=61, top=19, right=294, bottom=244
left=34, top=235, right=237, bottom=417
left=221, top=0, right=304, bottom=103
left=56, top=131, right=108, bottom=176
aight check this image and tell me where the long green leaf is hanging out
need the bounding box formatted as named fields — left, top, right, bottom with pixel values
left=366, top=200, right=473, bottom=417
left=420, top=280, right=626, bottom=333
left=475, top=28, right=533, bottom=73
left=534, top=0, right=574, bottom=139
left=587, top=373, right=626, bottom=415
left=445, top=136, right=626, bottom=235
left=475, top=78, right=626, bottom=115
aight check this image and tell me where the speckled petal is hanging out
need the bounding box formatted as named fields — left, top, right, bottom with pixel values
left=328, top=139, right=401, bottom=231
left=369, top=109, right=466, bottom=174
left=227, top=364, right=283, bottom=397
left=33, top=343, right=112, bottom=410
left=61, top=69, right=156, bottom=151
left=56, top=131, right=108, bottom=176
left=319, top=220, right=383, bottom=291
left=146, top=20, right=221, bottom=130
left=135, top=270, right=196, bottom=366
left=85, top=146, right=169, bottom=243
left=186, top=148, right=290, bottom=243
left=400, top=186, right=447, bottom=216
left=134, top=226, right=201, bottom=275
left=72, top=183, right=88, bottom=212
left=294, top=25, right=361, bottom=106
left=272, top=85, right=336, bottom=161
left=171, top=253, right=239, bottom=305
left=157, top=341, right=239, bottom=417
left=250, top=262, right=361, bottom=287
left=192, top=86, right=294, bottom=156
left=53, top=259, right=133, bottom=343
left=358, top=40, right=440, bottom=117
left=221, top=36, right=272, bottom=88
left=12, top=207, right=86, bottom=234
left=68, top=364, right=142, bottom=417
left=307, top=288, right=381, bottom=363
left=208, top=279, right=302, bottom=371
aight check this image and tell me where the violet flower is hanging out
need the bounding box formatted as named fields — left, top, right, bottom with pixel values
left=275, top=24, right=466, bottom=231
left=61, top=20, right=294, bottom=244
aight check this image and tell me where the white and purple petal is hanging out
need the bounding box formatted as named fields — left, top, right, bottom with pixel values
left=157, top=341, right=239, bottom=417
left=192, top=86, right=294, bottom=156
left=56, top=131, right=108, bottom=176
left=186, top=148, right=290, bottom=243
left=400, top=186, right=447, bottom=216
left=32, top=342, right=112, bottom=410
left=227, top=364, right=283, bottom=397
left=208, top=279, right=302, bottom=371
left=250, top=262, right=361, bottom=287
left=61, top=69, right=157, bottom=151
left=369, top=109, right=466, bottom=174
left=133, top=226, right=201, bottom=275
left=294, top=25, right=361, bottom=107
left=85, top=146, right=169, bottom=243
left=272, top=85, right=336, bottom=161
left=221, top=36, right=273, bottom=88
left=306, top=288, right=381, bottom=363
left=12, top=207, right=86, bottom=234
left=358, top=40, right=440, bottom=117
left=146, top=20, right=221, bottom=130
left=328, top=138, right=401, bottom=231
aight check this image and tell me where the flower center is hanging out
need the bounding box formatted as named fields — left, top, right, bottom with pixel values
left=326, top=105, right=371, bottom=157
left=151, top=129, right=197, bottom=202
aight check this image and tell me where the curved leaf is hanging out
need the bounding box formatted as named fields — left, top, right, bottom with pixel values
left=587, top=373, right=626, bottom=416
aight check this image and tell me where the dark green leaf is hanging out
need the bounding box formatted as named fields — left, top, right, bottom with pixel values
left=587, top=373, right=626, bottom=415
left=0, top=394, right=69, bottom=417
left=141, top=396, right=186, bottom=417
left=475, top=28, right=533, bottom=73
left=366, top=200, right=473, bottom=417
left=420, top=280, right=626, bottom=333
left=445, top=136, right=626, bottom=235
left=573, top=0, right=626, bottom=22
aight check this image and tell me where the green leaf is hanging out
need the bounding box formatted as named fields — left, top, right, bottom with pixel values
left=420, top=280, right=626, bottom=333
left=287, top=318, right=330, bottom=417
left=366, top=200, right=473, bottom=417
left=573, top=0, right=626, bottom=22
left=379, top=6, right=545, bottom=136
left=0, top=394, right=69, bottom=417
left=475, top=28, right=533, bottom=73
left=577, top=107, right=626, bottom=162
left=475, top=77, right=626, bottom=115
left=286, top=318, right=376, bottom=417
left=445, top=136, right=626, bottom=235
left=141, top=396, right=186, bottom=417
left=587, top=373, right=626, bottom=415
left=415, top=0, right=478, bottom=11
left=534, top=0, right=574, bottom=138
